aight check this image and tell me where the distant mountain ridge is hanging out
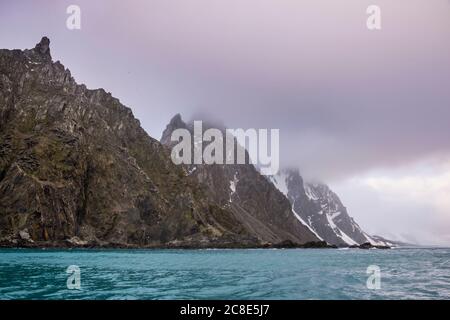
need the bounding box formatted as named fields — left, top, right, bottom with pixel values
left=161, top=114, right=389, bottom=247
left=269, top=169, right=390, bottom=246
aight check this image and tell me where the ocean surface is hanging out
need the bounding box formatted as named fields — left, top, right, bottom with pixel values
left=0, top=248, right=449, bottom=300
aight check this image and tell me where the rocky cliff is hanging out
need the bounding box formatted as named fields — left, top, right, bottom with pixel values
left=0, top=37, right=322, bottom=248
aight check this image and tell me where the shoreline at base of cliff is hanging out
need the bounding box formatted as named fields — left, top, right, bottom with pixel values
left=0, top=239, right=391, bottom=250
left=0, top=239, right=337, bottom=249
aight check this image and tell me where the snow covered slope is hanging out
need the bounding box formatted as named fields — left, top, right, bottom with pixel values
left=269, top=169, right=387, bottom=247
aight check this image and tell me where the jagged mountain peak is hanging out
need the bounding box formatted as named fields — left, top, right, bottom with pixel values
left=168, top=113, right=184, bottom=127
left=34, top=36, right=51, bottom=57
left=162, top=113, right=229, bottom=136
left=161, top=113, right=188, bottom=144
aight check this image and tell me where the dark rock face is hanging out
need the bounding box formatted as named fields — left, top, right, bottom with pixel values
left=0, top=38, right=320, bottom=248
left=0, top=38, right=236, bottom=247
left=160, top=115, right=320, bottom=245
left=349, top=242, right=390, bottom=249
left=269, top=169, right=380, bottom=247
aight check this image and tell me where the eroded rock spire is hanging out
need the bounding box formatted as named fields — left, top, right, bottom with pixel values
left=34, top=36, right=51, bottom=57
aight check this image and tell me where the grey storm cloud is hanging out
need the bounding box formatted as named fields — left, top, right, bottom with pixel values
left=1, top=0, right=449, bottom=181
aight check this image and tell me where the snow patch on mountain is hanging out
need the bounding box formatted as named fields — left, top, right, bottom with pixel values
left=229, top=172, right=239, bottom=202
left=268, top=172, right=289, bottom=197
left=187, top=166, right=197, bottom=175
left=291, top=201, right=323, bottom=241
left=363, top=233, right=392, bottom=246
left=304, top=184, right=319, bottom=201
left=325, top=212, right=358, bottom=246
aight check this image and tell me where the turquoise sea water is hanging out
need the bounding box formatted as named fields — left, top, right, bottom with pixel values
left=0, top=248, right=449, bottom=300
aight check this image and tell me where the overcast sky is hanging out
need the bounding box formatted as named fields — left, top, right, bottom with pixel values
left=1, top=0, right=450, bottom=245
